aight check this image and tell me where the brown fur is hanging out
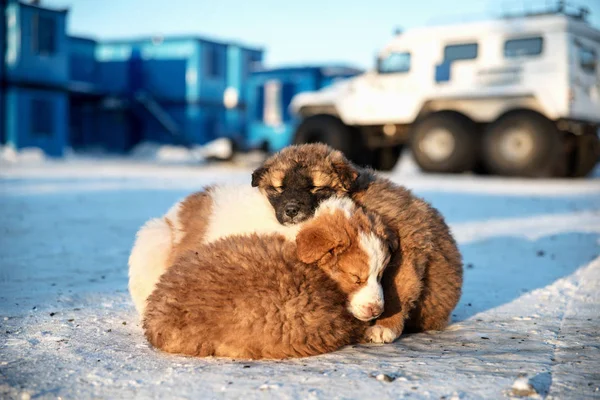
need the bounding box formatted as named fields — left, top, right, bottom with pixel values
left=165, top=188, right=214, bottom=267
left=253, top=144, right=463, bottom=338
left=297, top=208, right=394, bottom=302
left=143, top=206, right=391, bottom=359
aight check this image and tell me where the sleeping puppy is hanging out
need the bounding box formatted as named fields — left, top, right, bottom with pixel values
left=251, top=143, right=463, bottom=343
left=143, top=197, right=395, bottom=359
left=129, top=185, right=394, bottom=319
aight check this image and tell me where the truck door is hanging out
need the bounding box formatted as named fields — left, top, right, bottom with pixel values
left=570, top=37, right=600, bottom=122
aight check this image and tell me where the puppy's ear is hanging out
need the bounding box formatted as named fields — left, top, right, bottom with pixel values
left=296, top=222, right=348, bottom=264
left=329, top=151, right=359, bottom=191
left=251, top=167, right=267, bottom=187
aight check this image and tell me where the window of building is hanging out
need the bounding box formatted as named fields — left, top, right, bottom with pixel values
left=32, top=13, right=56, bottom=56
left=31, top=99, right=54, bottom=137
left=205, top=45, right=222, bottom=78
left=578, top=42, right=597, bottom=74
left=444, top=43, right=478, bottom=61
left=504, top=37, right=544, bottom=58
left=244, top=52, right=262, bottom=78
left=281, top=82, right=295, bottom=121
left=378, top=52, right=411, bottom=74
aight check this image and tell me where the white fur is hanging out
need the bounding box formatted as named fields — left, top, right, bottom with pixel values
left=128, top=217, right=176, bottom=315
left=314, top=196, right=355, bottom=219
left=164, top=200, right=184, bottom=245
left=203, top=185, right=301, bottom=243
left=348, top=231, right=387, bottom=321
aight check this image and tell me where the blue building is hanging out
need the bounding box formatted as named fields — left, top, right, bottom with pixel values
left=1, top=0, right=69, bottom=156
left=1, top=0, right=264, bottom=156
left=245, top=66, right=362, bottom=152
left=1, top=1, right=362, bottom=157
left=67, top=35, right=263, bottom=153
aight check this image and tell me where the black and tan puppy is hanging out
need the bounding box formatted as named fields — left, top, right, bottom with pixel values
left=251, top=143, right=463, bottom=343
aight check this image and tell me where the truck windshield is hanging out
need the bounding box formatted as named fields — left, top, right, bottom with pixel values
left=378, top=52, right=411, bottom=74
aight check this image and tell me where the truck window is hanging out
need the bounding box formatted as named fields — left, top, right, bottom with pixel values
left=443, top=43, right=478, bottom=61
left=578, top=43, right=597, bottom=74
left=504, top=37, right=543, bottom=58
left=378, top=52, right=411, bottom=74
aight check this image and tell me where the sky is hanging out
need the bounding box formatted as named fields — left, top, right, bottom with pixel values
left=42, top=0, right=600, bottom=69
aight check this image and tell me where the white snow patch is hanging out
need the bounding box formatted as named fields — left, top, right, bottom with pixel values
left=0, top=145, right=46, bottom=165
left=451, top=210, right=600, bottom=244
left=129, top=139, right=233, bottom=165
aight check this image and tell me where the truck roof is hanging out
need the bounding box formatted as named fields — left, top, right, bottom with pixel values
left=383, top=13, right=600, bottom=54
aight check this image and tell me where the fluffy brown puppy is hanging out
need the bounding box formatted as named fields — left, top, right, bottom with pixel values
left=143, top=197, right=394, bottom=359
left=251, top=143, right=463, bottom=343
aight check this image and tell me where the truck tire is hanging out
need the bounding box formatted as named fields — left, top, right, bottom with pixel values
left=482, top=111, right=562, bottom=177
left=293, top=114, right=365, bottom=165
left=370, top=145, right=403, bottom=171
left=411, top=112, right=478, bottom=173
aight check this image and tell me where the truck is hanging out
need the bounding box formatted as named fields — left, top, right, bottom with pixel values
left=289, top=3, right=600, bottom=177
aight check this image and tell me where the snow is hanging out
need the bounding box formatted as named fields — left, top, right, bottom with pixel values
left=0, top=145, right=46, bottom=165
left=129, top=138, right=235, bottom=164
left=1, top=153, right=600, bottom=399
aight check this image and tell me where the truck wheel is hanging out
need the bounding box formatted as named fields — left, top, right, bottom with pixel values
left=293, top=114, right=365, bottom=164
left=411, top=112, right=478, bottom=173
left=371, top=145, right=403, bottom=171
left=482, top=111, right=562, bottom=177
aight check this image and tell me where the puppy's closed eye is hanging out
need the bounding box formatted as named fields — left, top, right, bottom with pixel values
left=350, top=273, right=362, bottom=285
left=310, top=186, right=334, bottom=194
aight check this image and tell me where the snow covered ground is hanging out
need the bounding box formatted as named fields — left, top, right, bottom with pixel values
left=1, top=152, right=599, bottom=399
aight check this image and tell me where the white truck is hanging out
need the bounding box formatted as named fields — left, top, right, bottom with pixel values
left=290, top=4, right=600, bottom=177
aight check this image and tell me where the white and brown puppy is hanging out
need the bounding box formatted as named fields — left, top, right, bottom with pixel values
left=143, top=197, right=394, bottom=359
left=128, top=186, right=395, bottom=321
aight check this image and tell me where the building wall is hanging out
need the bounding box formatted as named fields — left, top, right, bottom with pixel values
left=5, top=2, right=68, bottom=86
left=5, top=87, right=68, bottom=156
left=2, top=1, right=69, bottom=156
left=69, top=36, right=97, bottom=84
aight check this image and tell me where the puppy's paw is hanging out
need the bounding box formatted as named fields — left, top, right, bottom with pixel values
left=365, top=325, right=398, bottom=344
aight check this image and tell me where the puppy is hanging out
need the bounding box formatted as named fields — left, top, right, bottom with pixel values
left=142, top=198, right=394, bottom=359
left=251, top=143, right=463, bottom=343
left=128, top=185, right=391, bottom=317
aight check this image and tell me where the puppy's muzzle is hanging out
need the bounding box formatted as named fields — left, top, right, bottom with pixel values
left=284, top=203, right=300, bottom=218
left=280, top=201, right=307, bottom=225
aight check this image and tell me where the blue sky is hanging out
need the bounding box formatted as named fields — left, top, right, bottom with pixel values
left=44, top=0, right=600, bottom=69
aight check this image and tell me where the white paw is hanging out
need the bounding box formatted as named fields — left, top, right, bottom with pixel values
left=365, top=325, right=398, bottom=344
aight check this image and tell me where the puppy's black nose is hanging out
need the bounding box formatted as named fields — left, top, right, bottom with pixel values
left=284, top=204, right=299, bottom=218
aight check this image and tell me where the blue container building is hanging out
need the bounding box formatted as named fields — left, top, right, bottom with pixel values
left=1, top=0, right=69, bottom=156
left=245, top=66, right=362, bottom=152
left=68, top=36, right=264, bottom=152
left=1, top=1, right=361, bottom=158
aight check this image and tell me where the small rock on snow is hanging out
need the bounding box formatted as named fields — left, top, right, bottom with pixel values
left=510, top=374, right=538, bottom=397
left=374, top=373, right=395, bottom=382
